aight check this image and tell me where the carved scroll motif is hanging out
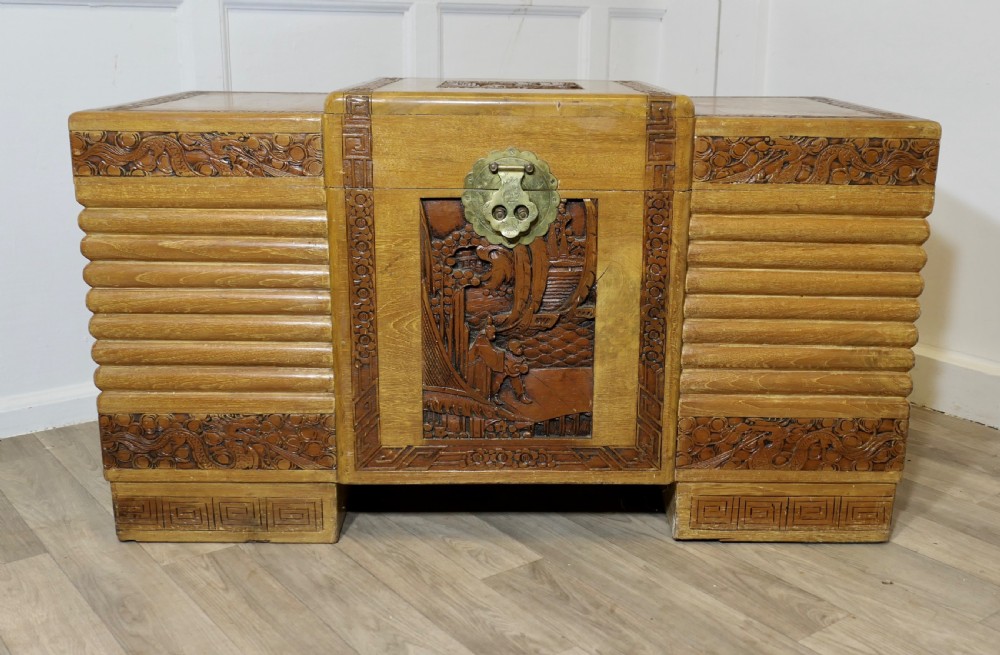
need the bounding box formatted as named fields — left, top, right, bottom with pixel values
left=71, top=131, right=323, bottom=177
left=692, top=136, right=939, bottom=185
left=439, top=80, right=583, bottom=90
left=99, top=413, right=336, bottom=470
left=341, top=78, right=400, bottom=466
left=676, top=417, right=907, bottom=471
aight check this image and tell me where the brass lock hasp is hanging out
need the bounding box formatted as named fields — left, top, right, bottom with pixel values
left=461, top=148, right=560, bottom=248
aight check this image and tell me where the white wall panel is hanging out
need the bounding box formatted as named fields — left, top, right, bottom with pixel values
left=608, top=10, right=664, bottom=83
left=225, top=3, right=411, bottom=91
left=0, top=3, right=184, bottom=437
left=440, top=4, right=585, bottom=79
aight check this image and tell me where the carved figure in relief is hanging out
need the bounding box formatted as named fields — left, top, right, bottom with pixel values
left=421, top=199, right=597, bottom=440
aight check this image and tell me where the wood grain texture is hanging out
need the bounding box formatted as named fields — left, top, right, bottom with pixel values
left=686, top=269, right=923, bottom=296
left=671, top=481, right=895, bottom=541
left=3, top=407, right=1000, bottom=651
left=684, top=295, right=921, bottom=321
left=71, top=131, right=322, bottom=177
left=689, top=213, right=930, bottom=243
left=683, top=319, right=918, bottom=347
left=87, top=289, right=331, bottom=315
left=370, top=114, right=645, bottom=191
left=112, top=481, right=340, bottom=543
left=676, top=417, right=906, bottom=471
left=84, top=261, right=330, bottom=289
left=163, top=547, right=357, bottom=654
left=74, top=178, right=325, bottom=210
left=679, top=370, right=912, bottom=396
left=92, top=340, right=332, bottom=366
left=692, top=136, right=938, bottom=186
left=682, top=344, right=915, bottom=371
left=99, top=413, right=335, bottom=471
left=0, top=436, right=243, bottom=654
left=678, top=395, right=910, bottom=419
left=79, top=208, right=327, bottom=237
left=81, top=234, right=327, bottom=263
left=89, top=314, right=331, bottom=341
left=0, top=555, right=127, bottom=655
left=690, top=186, right=934, bottom=216
left=687, top=242, right=925, bottom=271
left=98, top=391, right=335, bottom=414
left=0, top=492, right=45, bottom=565
left=95, top=366, right=333, bottom=392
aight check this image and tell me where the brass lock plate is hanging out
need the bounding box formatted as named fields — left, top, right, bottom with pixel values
left=461, top=148, right=560, bottom=248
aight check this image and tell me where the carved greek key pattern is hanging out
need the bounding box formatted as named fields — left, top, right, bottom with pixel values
left=99, top=413, right=336, bottom=470
left=691, top=494, right=892, bottom=531
left=114, top=495, right=324, bottom=532
left=71, top=131, right=323, bottom=177
left=692, top=136, right=938, bottom=185
left=676, top=417, right=906, bottom=471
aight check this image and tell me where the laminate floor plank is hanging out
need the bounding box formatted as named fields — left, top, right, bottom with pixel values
left=900, top=453, right=1000, bottom=503
left=799, top=616, right=937, bottom=655
left=0, top=436, right=241, bottom=655
left=1, top=406, right=998, bottom=654
left=36, top=418, right=238, bottom=566
left=0, top=554, right=125, bottom=655
left=892, top=515, right=1000, bottom=587
left=725, top=542, right=1000, bottom=655
left=0, top=489, right=45, bottom=564
left=812, top=538, right=1000, bottom=621
left=164, top=546, right=358, bottom=654
left=35, top=422, right=110, bottom=513
left=240, top=542, right=476, bottom=655
left=384, top=513, right=542, bottom=579
left=567, top=512, right=848, bottom=641
left=337, top=513, right=573, bottom=655
left=482, top=558, right=666, bottom=655
left=482, top=512, right=821, bottom=655
left=896, top=478, right=1000, bottom=548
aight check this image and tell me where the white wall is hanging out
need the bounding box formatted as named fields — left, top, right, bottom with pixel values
left=1, top=0, right=996, bottom=437
left=744, top=0, right=1000, bottom=428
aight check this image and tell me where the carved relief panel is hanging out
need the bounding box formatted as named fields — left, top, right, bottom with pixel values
left=421, top=198, right=597, bottom=440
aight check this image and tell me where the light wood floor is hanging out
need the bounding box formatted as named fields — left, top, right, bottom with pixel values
left=0, top=406, right=998, bottom=654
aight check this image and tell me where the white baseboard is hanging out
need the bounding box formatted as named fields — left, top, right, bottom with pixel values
left=911, top=344, right=1000, bottom=430
left=0, top=383, right=98, bottom=440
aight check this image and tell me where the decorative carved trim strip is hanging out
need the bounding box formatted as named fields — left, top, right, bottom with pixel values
left=114, top=495, right=324, bottom=532
left=690, top=494, right=893, bottom=532
left=71, top=131, right=323, bottom=177
left=692, top=136, right=939, bottom=185
left=439, top=80, right=583, bottom=90
left=676, top=417, right=906, bottom=472
left=99, top=413, right=336, bottom=470
left=341, top=78, right=399, bottom=467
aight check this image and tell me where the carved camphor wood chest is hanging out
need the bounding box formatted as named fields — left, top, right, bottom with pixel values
left=69, top=80, right=939, bottom=543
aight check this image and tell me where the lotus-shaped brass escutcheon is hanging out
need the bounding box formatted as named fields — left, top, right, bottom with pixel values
left=461, top=148, right=560, bottom=248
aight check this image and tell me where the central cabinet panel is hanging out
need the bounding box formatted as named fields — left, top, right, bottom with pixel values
left=420, top=198, right=599, bottom=440
left=327, top=81, right=676, bottom=482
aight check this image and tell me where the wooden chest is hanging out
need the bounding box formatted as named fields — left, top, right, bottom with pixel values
left=69, top=79, right=939, bottom=543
